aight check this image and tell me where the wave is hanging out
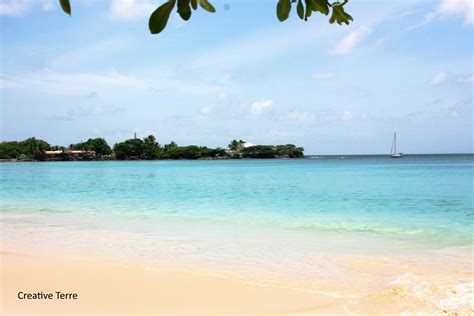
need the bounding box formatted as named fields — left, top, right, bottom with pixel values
left=349, top=273, right=473, bottom=314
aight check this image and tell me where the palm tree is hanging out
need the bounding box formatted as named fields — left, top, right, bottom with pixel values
left=228, top=139, right=246, bottom=151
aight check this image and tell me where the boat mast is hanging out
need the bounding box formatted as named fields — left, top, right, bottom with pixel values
left=394, top=132, right=397, bottom=154
left=391, top=133, right=395, bottom=154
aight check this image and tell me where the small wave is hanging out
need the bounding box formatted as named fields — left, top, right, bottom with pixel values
left=349, top=273, right=473, bottom=314
left=391, top=273, right=473, bottom=312
left=252, top=217, right=471, bottom=245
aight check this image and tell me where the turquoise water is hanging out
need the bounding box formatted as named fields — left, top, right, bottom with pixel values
left=1, top=154, right=473, bottom=246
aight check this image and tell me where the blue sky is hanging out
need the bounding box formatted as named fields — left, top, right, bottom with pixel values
left=0, top=0, right=472, bottom=154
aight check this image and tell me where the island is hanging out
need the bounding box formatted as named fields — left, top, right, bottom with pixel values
left=0, top=136, right=304, bottom=161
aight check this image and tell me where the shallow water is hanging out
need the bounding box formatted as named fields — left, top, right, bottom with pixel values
left=1, top=155, right=472, bottom=245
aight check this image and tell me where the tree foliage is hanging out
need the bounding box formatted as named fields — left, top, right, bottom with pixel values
left=228, top=139, right=246, bottom=151
left=0, top=138, right=51, bottom=160
left=240, top=144, right=304, bottom=158
left=113, top=138, right=145, bottom=160
left=58, top=0, right=352, bottom=35
left=160, top=145, right=226, bottom=160
left=70, top=138, right=113, bottom=156
left=1, top=136, right=304, bottom=161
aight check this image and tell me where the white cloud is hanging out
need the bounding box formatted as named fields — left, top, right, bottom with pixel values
left=437, top=0, right=474, bottom=25
left=409, top=0, right=474, bottom=29
left=341, top=111, right=353, bottom=121
left=406, top=12, right=438, bottom=30
left=457, top=75, right=473, bottom=84
left=41, top=0, right=54, bottom=11
left=447, top=98, right=472, bottom=119
left=0, top=0, right=32, bottom=16
left=0, top=0, right=54, bottom=17
left=284, top=111, right=316, bottom=123
left=330, top=26, right=372, bottom=55
left=312, top=72, right=335, bottom=80
left=1, top=70, right=149, bottom=95
left=199, top=105, right=213, bottom=115
left=430, top=72, right=447, bottom=85
left=109, top=0, right=157, bottom=21
left=217, top=92, right=228, bottom=100
left=250, top=100, right=273, bottom=117
left=428, top=72, right=473, bottom=86
left=1, top=69, right=221, bottom=96
left=374, top=34, right=391, bottom=47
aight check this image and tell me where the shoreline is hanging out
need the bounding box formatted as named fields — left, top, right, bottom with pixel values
left=2, top=217, right=473, bottom=315
left=1, top=153, right=472, bottom=163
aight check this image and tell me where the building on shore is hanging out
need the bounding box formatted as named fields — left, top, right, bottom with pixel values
left=45, top=150, right=96, bottom=161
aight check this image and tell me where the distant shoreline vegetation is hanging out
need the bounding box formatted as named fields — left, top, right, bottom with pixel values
left=0, top=137, right=304, bottom=161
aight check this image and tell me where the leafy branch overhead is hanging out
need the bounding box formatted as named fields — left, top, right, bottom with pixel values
left=58, top=0, right=352, bottom=35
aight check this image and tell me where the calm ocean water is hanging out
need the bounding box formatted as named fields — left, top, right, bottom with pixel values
left=1, top=154, right=473, bottom=247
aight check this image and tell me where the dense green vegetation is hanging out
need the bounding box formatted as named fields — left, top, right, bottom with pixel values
left=113, top=136, right=227, bottom=160
left=0, top=138, right=51, bottom=161
left=70, top=138, right=113, bottom=156
left=58, top=0, right=353, bottom=35
left=241, top=144, right=304, bottom=159
left=0, top=136, right=304, bottom=161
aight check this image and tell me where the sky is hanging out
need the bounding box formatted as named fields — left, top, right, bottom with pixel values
left=0, top=0, right=472, bottom=154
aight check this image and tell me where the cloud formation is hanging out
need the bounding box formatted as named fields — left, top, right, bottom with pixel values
left=109, top=0, right=156, bottom=21
left=283, top=110, right=316, bottom=123
left=1, top=70, right=150, bottom=95
left=428, top=72, right=473, bottom=85
left=330, top=26, right=372, bottom=55
left=250, top=100, right=273, bottom=117
left=457, top=75, right=473, bottom=84
left=0, top=0, right=54, bottom=17
left=199, top=105, right=213, bottom=115
left=409, top=0, right=474, bottom=29
left=430, top=72, right=447, bottom=85
left=341, top=111, right=353, bottom=121
left=1, top=69, right=222, bottom=97
left=437, top=0, right=474, bottom=25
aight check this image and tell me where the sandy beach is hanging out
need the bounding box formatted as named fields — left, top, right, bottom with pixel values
left=2, top=244, right=473, bottom=315
left=1, top=247, right=346, bottom=315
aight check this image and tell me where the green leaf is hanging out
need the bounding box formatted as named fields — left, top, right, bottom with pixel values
left=149, top=0, right=176, bottom=34
left=59, top=0, right=71, bottom=15
left=191, top=0, right=198, bottom=10
left=311, top=0, right=329, bottom=15
left=297, top=0, right=304, bottom=20
left=304, top=0, right=313, bottom=20
left=276, top=0, right=291, bottom=22
left=329, top=3, right=353, bottom=25
left=177, top=0, right=192, bottom=20
left=199, top=0, right=216, bottom=13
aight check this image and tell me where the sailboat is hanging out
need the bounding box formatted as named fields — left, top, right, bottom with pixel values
left=391, top=132, right=404, bottom=158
